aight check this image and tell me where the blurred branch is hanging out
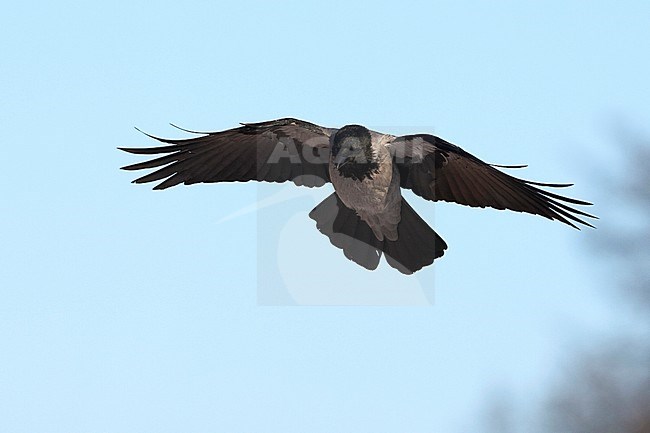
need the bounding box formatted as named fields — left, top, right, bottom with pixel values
left=591, top=134, right=650, bottom=315
left=476, top=130, right=650, bottom=433
left=542, top=132, right=650, bottom=433
left=543, top=341, right=650, bottom=433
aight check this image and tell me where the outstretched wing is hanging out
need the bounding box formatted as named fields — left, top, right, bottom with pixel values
left=389, top=134, right=597, bottom=229
left=119, top=118, right=334, bottom=189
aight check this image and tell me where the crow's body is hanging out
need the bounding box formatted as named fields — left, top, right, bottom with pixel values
left=329, top=131, right=400, bottom=242
left=120, top=118, right=596, bottom=274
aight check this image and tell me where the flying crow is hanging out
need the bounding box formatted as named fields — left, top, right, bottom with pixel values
left=119, top=118, right=596, bottom=274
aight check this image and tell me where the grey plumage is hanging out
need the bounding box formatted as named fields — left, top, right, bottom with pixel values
left=119, top=117, right=597, bottom=274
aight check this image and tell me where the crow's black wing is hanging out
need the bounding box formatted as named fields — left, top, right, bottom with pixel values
left=119, top=118, right=333, bottom=189
left=389, top=134, right=596, bottom=228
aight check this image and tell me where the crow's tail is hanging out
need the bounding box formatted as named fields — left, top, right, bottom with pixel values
left=309, top=193, right=447, bottom=274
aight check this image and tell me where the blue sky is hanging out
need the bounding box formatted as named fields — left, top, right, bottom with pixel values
left=1, top=1, right=649, bottom=432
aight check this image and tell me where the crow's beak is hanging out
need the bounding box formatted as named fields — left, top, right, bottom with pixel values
left=333, top=152, right=348, bottom=169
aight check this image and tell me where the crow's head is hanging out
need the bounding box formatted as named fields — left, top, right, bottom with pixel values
left=331, top=125, right=379, bottom=180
